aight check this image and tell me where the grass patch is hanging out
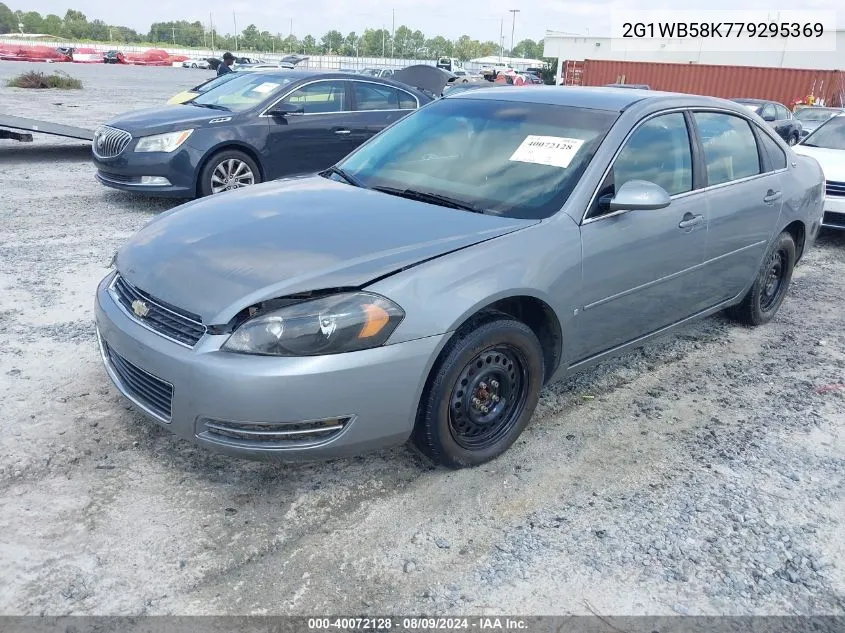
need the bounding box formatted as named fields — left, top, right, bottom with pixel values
left=7, top=70, right=83, bottom=90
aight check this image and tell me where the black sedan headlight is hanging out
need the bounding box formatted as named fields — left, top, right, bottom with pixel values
left=222, top=292, right=405, bottom=356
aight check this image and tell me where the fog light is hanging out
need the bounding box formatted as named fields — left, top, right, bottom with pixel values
left=140, top=176, right=171, bottom=185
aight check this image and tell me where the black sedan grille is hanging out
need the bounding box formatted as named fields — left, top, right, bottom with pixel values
left=104, top=342, right=173, bottom=421
left=93, top=125, right=132, bottom=158
left=825, top=180, right=845, bottom=197
left=110, top=274, right=206, bottom=347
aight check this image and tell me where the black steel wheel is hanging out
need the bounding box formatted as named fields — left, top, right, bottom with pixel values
left=448, top=345, right=529, bottom=451
left=726, top=231, right=795, bottom=326
left=759, top=248, right=786, bottom=312
left=412, top=317, right=544, bottom=468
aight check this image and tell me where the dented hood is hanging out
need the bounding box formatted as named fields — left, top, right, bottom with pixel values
left=116, top=176, right=535, bottom=323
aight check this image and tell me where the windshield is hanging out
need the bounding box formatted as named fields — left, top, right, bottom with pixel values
left=795, top=108, right=841, bottom=122
left=193, top=72, right=239, bottom=94
left=191, top=72, right=295, bottom=112
left=802, top=116, right=845, bottom=149
left=336, top=97, right=617, bottom=219
left=360, top=69, right=380, bottom=76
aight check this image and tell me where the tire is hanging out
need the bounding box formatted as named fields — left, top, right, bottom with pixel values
left=191, top=63, right=197, bottom=68
left=411, top=317, right=544, bottom=469
left=198, top=149, right=261, bottom=197
left=726, top=231, right=796, bottom=326
left=788, top=133, right=799, bottom=146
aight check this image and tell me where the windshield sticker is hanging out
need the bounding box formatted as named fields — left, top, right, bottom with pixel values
left=252, top=82, right=280, bottom=94
left=509, top=135, right=585, bottom=169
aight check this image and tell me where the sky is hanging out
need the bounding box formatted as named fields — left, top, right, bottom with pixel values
left=28, top=0, right=844, bottom=43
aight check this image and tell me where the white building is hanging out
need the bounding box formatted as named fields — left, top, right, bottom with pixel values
left=543, top=29, right=845, bottom=83
left=466, top=55, right=546, bottom=73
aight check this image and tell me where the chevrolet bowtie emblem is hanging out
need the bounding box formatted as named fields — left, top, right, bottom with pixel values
left=132, top=299, right=150, bottom=318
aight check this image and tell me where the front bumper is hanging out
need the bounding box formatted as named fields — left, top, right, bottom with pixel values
left=94, top=273, right=447, bottom=461
left=822, top=196, right=845, bottom=230
left=92, top=143, right=203, bottom=198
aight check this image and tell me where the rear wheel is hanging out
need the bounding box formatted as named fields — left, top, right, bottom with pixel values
left=787, top=132, right=799, bottom=146
left=198, top=149, right=261, bottom=197
left=726, top=231, right=796, bottom=326
left=411, top=318, right=544, bottom=469
left=191, top=62, right=198, bottom=68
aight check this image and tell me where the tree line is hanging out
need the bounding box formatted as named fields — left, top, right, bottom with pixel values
left=0, top=4, right=546, bottom=60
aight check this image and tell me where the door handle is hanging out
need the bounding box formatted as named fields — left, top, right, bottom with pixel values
left=678, top=213, right=704, bottom=230
left=763, top=189, right=782, bottom=204
left=334, top=128, right=351, bottom=135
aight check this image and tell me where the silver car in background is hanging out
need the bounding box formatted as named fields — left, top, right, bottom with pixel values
left=95, top=87, right=824, bottom=469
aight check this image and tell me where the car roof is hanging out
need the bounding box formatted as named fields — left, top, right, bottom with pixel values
left=232, top=69, right=432, bottom=97
left=447, top=85, right=737, bottom=112
left=732, top=98, right=772, bottom=105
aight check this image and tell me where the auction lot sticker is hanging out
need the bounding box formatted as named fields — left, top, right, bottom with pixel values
left=509, top=136, right=585, bottom=169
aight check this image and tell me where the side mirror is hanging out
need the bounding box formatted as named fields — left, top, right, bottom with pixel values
left=762, top=112, right=776, bottom=122
left=607, top=180, right=671, bottom=212
left=267, top=102, right=304, bottom=117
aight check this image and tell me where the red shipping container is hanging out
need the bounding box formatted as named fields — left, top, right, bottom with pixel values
left=580, top=59, right=845, bottom=108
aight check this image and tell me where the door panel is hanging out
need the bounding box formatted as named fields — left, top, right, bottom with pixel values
left=575, top=111, right=709, bottom=361
left=265, top=80, right=354, bottom=179
left=692, top=112, right=783, bottom=304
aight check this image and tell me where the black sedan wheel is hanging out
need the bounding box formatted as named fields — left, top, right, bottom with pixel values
left=727, top=231, right=796, bottom=326
left=412, top=317, right=544, bottom=468
left=199, top=150, right=261, bottom=197
left=787, top=133, right=799, bottom=146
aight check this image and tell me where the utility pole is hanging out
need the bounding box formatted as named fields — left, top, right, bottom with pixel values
left=391, top=9, right=395, bottom=58
left=108, top=26, right=112, bottom=42
left=289, top=19, right=293, bottom=53
left=172, top=26, right=176, bottom=46
left=382, top=27, right=385, bottom=57
left=233, top=10, right=238, bottom=51
left=499, top=18, right=503, bottom=62
left=209, top=13, right=215, bottom=54
left=509, top=9, right=520, bottom=59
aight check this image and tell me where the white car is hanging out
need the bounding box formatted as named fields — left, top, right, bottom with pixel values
left=182, top=58, right=210, bottom=69
left=794, top=113, right=845, bottom=230
left=359, top=68, right=395, bottom=78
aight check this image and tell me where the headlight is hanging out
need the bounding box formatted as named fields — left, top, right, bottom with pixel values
left=134, top=129, right=194, bottom=153
left=222, top=292, right=405, bottom=356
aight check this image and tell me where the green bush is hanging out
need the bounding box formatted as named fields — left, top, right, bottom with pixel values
left=7, top=70, right=83, bottom=89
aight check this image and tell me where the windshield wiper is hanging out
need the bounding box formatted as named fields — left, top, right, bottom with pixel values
left=190, top=102, right=231, bottom=111
left=373, top=186, right=486, bottom=214
left=322, top=165, right=365, bottom=188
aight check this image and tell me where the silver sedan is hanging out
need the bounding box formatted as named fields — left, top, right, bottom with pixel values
left=95, top=86, right=824, bottom=468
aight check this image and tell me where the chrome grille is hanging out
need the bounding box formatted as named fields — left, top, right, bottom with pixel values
left=825, top=180, right=845, bottom=197
left=93, top=125, right=132, bottom=158
left=110, top=274, right=206, bottom=347
left=104, top=342, right=173, bottom=421
left=198, top=417, right=352, bottom=449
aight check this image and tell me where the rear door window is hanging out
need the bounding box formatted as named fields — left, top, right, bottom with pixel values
left=353, top=81, right=402, bottom=110
left=693, top=112, right=762, bottom=186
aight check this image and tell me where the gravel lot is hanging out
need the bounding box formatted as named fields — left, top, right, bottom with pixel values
left=1, top=61, right=844, bottom=617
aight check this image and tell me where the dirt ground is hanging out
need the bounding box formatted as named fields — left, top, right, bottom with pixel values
left=0, top=61, right=843, bottom=617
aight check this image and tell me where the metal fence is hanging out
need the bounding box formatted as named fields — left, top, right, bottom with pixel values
left=0, top=37, right=437, bottom=70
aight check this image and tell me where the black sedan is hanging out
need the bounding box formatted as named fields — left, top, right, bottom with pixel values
left=732, top=98, right=803, bottom=145
left=92, top=70, right=432, bottom=198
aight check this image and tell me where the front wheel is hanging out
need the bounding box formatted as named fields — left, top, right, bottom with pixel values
left=411, top=318, right=544, bottom=469
left=726, top=231, right=796, bottom=326
left=198, top=150, right=261, bottom=197
left=787, top=133, right=799, bottom=146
